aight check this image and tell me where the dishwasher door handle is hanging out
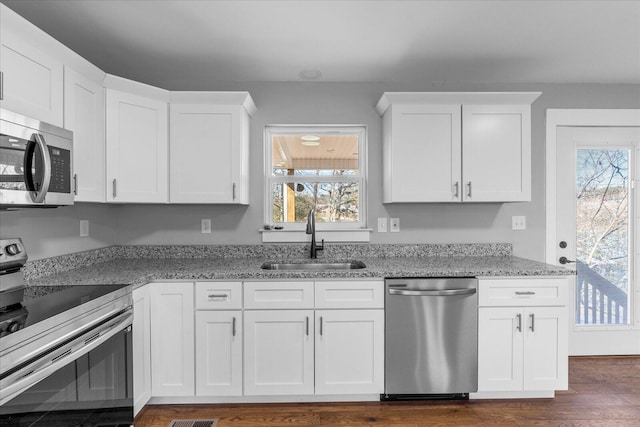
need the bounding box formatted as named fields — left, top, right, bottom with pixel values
left=388, top=288, right=477, bottom=296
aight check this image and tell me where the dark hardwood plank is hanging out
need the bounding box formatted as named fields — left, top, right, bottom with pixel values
left=135, top=356, right=640, bottom=427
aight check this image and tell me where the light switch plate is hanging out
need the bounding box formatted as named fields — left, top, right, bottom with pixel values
left=512, top=216, right=526, bottom=230
left=201, top=219, right=212, bottom=234
left=377, top=217, right=388, bottom=233
left=390, top=218, right=400, bottom=232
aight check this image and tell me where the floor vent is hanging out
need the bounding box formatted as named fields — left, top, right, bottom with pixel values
left=168, top=419, right=219, bottom=427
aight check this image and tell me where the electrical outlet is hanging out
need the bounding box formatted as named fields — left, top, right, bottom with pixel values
left=201, top=218, right=212, bottom=234
left=80, top=220, right=89, bottom=237
left=377, top=217, right=388, bottom=233
left=512, top=216, right=526, bottom=230
left=390, top=218, right=400, bottom=232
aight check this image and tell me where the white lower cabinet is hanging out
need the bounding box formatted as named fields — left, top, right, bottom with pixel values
left=149, top=283, right=194, bottom=396
left=195, top=310, right=243, bottom=396
left=132, top=285, right=151, bottom=415
left=477, top=278, right=568, bottom=395
left=244, top=310, right=315, bottom=395
left=315, top=309, right=384, bottom=395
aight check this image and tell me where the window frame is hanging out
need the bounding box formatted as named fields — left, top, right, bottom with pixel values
left=263, top=124, right=368, bottom=232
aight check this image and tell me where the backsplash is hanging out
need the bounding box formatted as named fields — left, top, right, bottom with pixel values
left=23, top=243, right=512, bottom=280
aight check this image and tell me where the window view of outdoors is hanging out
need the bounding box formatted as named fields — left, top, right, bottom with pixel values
left=575, top=149, right=630, bottom=325
left=271, top=134, right=360, bottom=224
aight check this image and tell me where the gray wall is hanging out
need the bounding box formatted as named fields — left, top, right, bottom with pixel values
left=2, top=82, right=639, bottom=261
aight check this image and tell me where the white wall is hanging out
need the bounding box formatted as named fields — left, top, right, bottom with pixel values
left=2, top=81, right=639, bottom=261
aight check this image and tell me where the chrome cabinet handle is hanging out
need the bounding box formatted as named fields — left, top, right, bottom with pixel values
left=232, top=182, right=236, bottom=200
left=467, top=181, right=472, bottom=198
left=529, top=313, right=535, bottom=332
left=232, top=316, right=236, bottom=337
left=559, top=257, right=576, bottom=264
left=515, top=291, right=536, bottom=296
left=388, top=288, right=476, bottom=297
left=73, top=174, right=78, bottom=196
left=516, top=313, right=522, bottom=332
left=319, top=316, right=323, bottom=336
left=305, top=316, right=309, bottom=336
left=0, top=71, right=4, bottom=100
left=112, top=179, right=117, bottom=198
left=453, top=181, right=459, bottom=199
left=208, top=293, right=229, bottom=299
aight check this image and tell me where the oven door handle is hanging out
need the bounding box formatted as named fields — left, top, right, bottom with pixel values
left=387, top=288, right=477, bottom=296
left=0, top=309, right=132, bottom=406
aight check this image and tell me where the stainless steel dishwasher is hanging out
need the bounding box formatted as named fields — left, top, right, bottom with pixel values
left=383, top=277, right=478, bottom=400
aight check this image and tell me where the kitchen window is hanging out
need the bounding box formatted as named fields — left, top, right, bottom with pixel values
left=263, top=125, right=368, bottom=242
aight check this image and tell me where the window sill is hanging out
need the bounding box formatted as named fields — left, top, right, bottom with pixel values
left=259, top=228, right=372, bottom=243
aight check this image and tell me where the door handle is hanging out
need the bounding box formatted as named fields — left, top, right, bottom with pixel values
left=319, top=316, right=323, bottom=336
left=24, top=133, right=51, bottom=203
left=516, top=313, right=522, bottom=332
left=388, top=288, right=476, bottom=296
left=467, top=181, right=472, bottom=198
left=559, top=257, right=575, bottom=264
left=232, top=316, right=236, bottom=337
left=453, top=181, right=459, bottom=199
left=73, top=174, right=78, bottom=195
left=529, top=313, right=535, bottom=332
left=305, top=316, right=309, bottom=336
left=232, top=182, right=236, bottom=200
left=112, top=179, right=117, bottom=198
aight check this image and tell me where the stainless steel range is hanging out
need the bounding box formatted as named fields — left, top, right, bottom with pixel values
left=0, top=238, right=133, bottom=426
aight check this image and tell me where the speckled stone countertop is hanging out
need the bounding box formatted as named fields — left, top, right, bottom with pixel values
left=23, top=244, right=572, bottom=292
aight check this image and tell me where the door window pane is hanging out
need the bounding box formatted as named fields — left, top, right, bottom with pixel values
left=575, top=149, right=630, bottom=325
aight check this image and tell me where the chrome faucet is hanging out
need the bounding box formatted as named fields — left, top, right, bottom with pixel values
left=306, top=208, right=324, bottom=259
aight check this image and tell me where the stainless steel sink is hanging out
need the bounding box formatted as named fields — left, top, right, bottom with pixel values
left=260, top=260, right=366, bottom=271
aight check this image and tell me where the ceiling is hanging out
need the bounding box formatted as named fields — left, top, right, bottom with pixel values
left=4, top=0, right=640, bottom=90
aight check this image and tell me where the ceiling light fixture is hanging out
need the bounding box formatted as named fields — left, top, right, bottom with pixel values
left=300, top=135, right=320, bottom=146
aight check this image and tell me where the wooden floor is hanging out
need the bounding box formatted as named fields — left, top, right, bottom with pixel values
left=135, top=356, right=640, bottom=426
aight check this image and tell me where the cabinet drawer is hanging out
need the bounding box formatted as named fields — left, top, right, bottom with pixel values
left=479, top=278, right=568, bottom=307
left=315, top=281, right=384, bottom=309
left=244, top=281, right=314, bottom=309
left=195, top=282, right=242, bottom=310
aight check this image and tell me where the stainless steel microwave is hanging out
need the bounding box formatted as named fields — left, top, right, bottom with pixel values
left=0, top=109, right=73, bottom=208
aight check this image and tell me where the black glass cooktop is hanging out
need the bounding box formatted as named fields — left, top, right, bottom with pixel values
left=0, top=284, right=129, bottom=338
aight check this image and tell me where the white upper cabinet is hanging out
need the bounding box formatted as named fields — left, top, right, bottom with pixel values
left=64, top=67, right=105, bottom=202
left=169, top=92, right=255, bottom=204
left=0, top=5, right=63, bottom=126
left=105, top=75, right=169, bottom=203
left=376, top=92, right=540, bottom=203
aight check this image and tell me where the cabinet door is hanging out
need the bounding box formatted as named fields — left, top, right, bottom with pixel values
left=0, top=27, right=63, bottom=126
left=315, top=310, right=384, bottom=395
left=195, top=311, right=242, bottom=396
left=150, top=283, right=194, bottom=396
left=478, top=307, right=524, bottom=392
left=384, top=105, right=462, bottom=202
left=170, top=104, right=248, bottom=204
left=523, top=306, right=568, bottom=391
left=64, top=67, right=105, bottom=202
left=462, top=104, right=531, bottom=202
left=105, top=89, right=168, bottom=203
left=132, top=285, right=151, bottom=415
left=244, top=310, right=314, bottom=395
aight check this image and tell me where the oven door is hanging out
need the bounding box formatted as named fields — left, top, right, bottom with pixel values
left=0, top=109, right=73, bottom=207
left=0, top=310, right=133, bottom=426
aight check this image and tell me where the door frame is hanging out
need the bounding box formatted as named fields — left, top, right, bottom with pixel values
left=545, top=109, right=640, bottom=265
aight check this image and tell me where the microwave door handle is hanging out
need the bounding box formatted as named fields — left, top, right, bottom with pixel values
left=24, top=134, right=52, bottom=203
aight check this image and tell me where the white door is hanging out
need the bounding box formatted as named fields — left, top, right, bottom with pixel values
left=105, top=89, right=168, bottom=203
left=64, top=67, right=105, bottom=202
left=314, top=310, right=384, bottom=395
left=150, top=283, right=194, bottom=396
left=477, top=307, right=524, bottom=392
left=523, top=306, right=568, bottom=390
left=169, top=104, right=243, bottom=203
left=195, top=310, right=242, bottom=396
left=243, top=310, right=314, bottom=395
left=556, top=126, right=640, bottom=355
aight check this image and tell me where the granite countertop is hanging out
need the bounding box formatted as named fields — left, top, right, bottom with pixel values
left=25, top=254, right=573, bottom=291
